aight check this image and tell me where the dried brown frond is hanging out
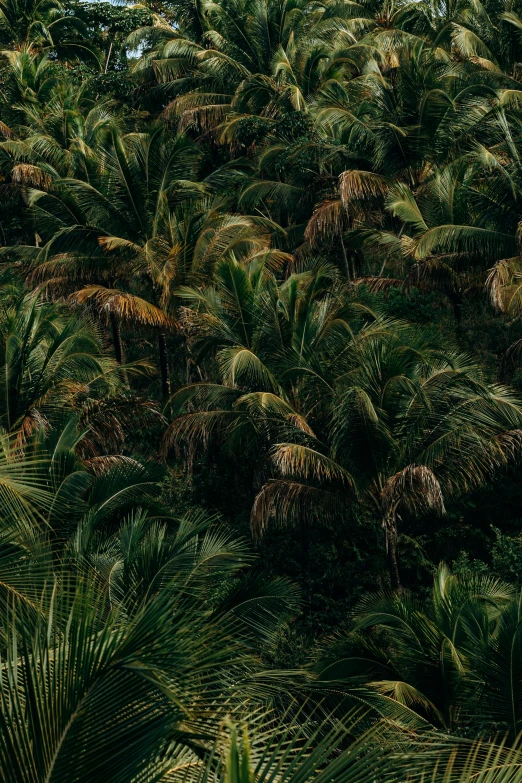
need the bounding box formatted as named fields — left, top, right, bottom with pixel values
left=98, top=236, right=144, bottom=256
left=0, top=121, right=14, bottom=138
left=485, top=259, right=515, bottom=312
left=82, top=455, right=143, bottom=477
left=271, top=443, right=355, bottom=487
left=495, top=429, right=522, bottom=460
left=70, top=286, right=176, bottom=329
left=12, top=164, right=52, bottom=189
left=305, top=199, right=344, bottom=245
left=469, top=56, right=499, bottom=70
left=382, top=465, right=445, bottom=523
left=250, top=479, right=346, bottom=540
left=14, top=410, right=49, bottom=450
left=339, top=170, right=388, bottom=209
left=287, top=414, right=315, bottom=437
left=161, top=91, right=232, bottom=133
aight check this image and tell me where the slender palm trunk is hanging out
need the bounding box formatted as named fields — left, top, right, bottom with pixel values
left=449, top=291, right=463, bottom=325
left=158, top=332, right=171, bottom=398
left=110, top=313, right=129, bottom=388
left=384, top=516, right=401, bottom=591
left=104, top=41, right=113, bottom=73
left=386, top=532, right=401, bottom=591
left=110, top=312, right=124, bottom=365
left=300, top=517, right=311, bottom=602
left=340, top=236, right=350, bottom=281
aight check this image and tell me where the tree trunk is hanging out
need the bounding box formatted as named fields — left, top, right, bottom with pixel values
left=340, top=236, right=351, bottom=281
left=158, top=332, right=171, bottom=399
left=384, top=517, right=401, bottom=591
left=449, top=291, right=463, bottom=325
left=110, top=312, right=124, bottom=365
left=300, top=517, right=310, bottom=603
left=300, top=517, right=309, bottom=572
left=104, top=41, right=113, bottom=73
left=110, top=313, right=130, bottom=388
left=387, top=534, right=401, bottom=591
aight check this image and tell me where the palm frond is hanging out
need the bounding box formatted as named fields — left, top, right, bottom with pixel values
left=70, top=287, right=176, bottom=328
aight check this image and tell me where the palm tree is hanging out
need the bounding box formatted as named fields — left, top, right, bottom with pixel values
left=7, top=126, right=200, bottom=391
left=314, top=563, right=522, bottom=736
left=131, top=0, right=380, bottom=131
left=0, top=573, right=297, bottom=782
left=7, top=124, right=279, bottom=396
left=0, top=0, right=87, bottom=50
left=250, top=320, right=522, bottom=589
left=0, top=289, right=124, bottom=437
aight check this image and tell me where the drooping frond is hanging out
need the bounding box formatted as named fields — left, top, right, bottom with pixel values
left=382, top=464, right=445, bottom=519
left=251, top=479, right=346, bottom=538
left=354, top=276, right=403, bottom=292
left=70, top=287, right=176, bottom=328
left=339, top=170, right=388, bottom=208
left=11, top=163, right=52, bottom=189
left=305, top=199, right=344, bottom=244
left=271, top=443, right=355, bottom=487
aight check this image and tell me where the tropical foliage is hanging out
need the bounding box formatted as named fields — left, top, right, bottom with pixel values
left=4, top=0, right=522, bottom=778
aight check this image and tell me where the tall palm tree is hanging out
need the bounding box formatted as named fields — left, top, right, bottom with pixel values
left=8, top=126, right=279, bottom=396
left=164, top=257, right=522, bottom=588
left=256, top=322, right=522, bottom=588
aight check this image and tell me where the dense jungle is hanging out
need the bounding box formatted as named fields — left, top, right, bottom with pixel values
left=5, top=0, right=522, bottom=778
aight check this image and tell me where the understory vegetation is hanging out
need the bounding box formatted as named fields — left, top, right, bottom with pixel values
left=4, top=0, right=522, bottom=778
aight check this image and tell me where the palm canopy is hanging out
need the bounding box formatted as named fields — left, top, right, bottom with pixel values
left=132, top=0, right=381, bottom=128
left=0, top=402, right=304, bottom=782
left=6, top=0, right=522, bottom=776
left=165, top=264, right=522, bottom=587
left=0, top=0, right=87, bottom=50
left=256, top=321, right=522, bottom=586
left=10, top=125, right=279, bottom=322
left=163, top=262, right=373, bottom=464
left=314, top=563, right=522, bottom=737
left=0, top=570, right=298, bottom=783
left=0, top=289, right=123, bottom=436
left=0, top=52, right=120, bottom=178
left=184, top=715, right=522, bottom=783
